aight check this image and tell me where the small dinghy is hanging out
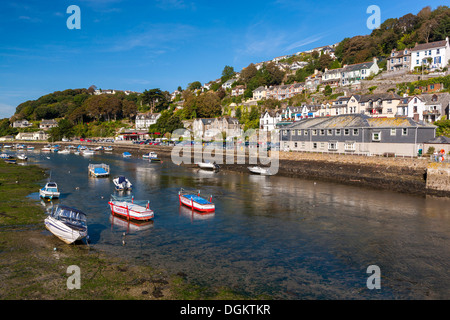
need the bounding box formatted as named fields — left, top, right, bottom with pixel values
left=17, top=154, right=28, bottom=160
left=44, top=204, right=88, bottom=244
left=248, top=166, right=271, bottom=175
left=196, top=161, right=220, bottom=171
left=123, top=152, right=132, bottom=158
left=178, top=188, right=215, bottom=213
left=104, top=146, right=113, bottom=151
left=40, top=182, right=60, bottom=199
left=113, top=176, right=133, bottom=191
left=108, top=195, right=154, bottom=221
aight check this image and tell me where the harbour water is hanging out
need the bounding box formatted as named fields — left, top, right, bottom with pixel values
left=25, top=149, right=450, bottom=299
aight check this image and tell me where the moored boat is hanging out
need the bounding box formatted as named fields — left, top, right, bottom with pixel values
left=248, top=166, right=271, bottom=175
left=196, top=161, right=220, bottom=171
left=17, top=153, right=28, bottom=160
left=44, top=204, right=88, bottom=244
left=178, top=188, right=215, bottom=213
left=104, top=146, right=113, bottom=151
left=123, top=152, right=131, bottom=158
left=88, top=163, right=110, bottom=177
left=113, top=176, right=133, bottom=191
left=39, top=182, right=60, bottom=199
left=108, top=195, right=154, bottom=221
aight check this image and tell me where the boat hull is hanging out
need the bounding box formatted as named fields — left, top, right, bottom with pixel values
left=179, top=195, right=215, bottom=213
left=39, top=189, right=60, bottom=199
left=108, top=201, right=154, bottom=221
left=44, top=216, right=87, bottom=244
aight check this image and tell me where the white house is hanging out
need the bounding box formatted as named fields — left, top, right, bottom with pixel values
left=253, top=86, right=267, bottom=101
left=341, top=58, right=379, bottom=86
left=221, top=79, right=237, bottom=90
left=12, top=119, right=32, bottom=128
left=260, top=110, right=279, bottom=132
left=231, top=85, right=246, bottom=97
left=135, top=113, right=161, bottom=130
left=410, top=37, right=450, bottom=71
left=407, top=93, right=450, bottom=123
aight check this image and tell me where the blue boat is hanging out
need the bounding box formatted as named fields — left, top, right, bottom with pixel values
left=123, top=152, right=131, bottom=158
left=88, top=163, right=110, bottom=177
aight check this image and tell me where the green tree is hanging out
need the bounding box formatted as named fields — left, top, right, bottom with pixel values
left=221, top=65, right=235, bottom=83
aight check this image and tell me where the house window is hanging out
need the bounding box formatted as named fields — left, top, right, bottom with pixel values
left=283, top=130, right=287, bottom=135
left=320, top=129, right=325, bottom=135
left=387, top=100, right=392, bottom=104
left=353, top=129, right=359, bottom=135
left=304, top=130, right=308, bottom=136
left=328, top=142, right=338, bottom=151
left=297, top=130, right=302, bottom=136
left=344, top=142, right=356, bottom=151
left=313, top=143, right=318, bottom=149
left=327, top=129, right=333, bottom=136
left=320, top=142, right=325, bottom=149
left=312, top=129, right=317, bottom=135
left=437, top=49, right=440, bottom=54
left=294, top=142, right=298, bottom=148
left=301, top=142, right=306, bottom=149
left=390, top=128, right=396, bottom=136
left=402, top=128, right=408, bottom=136
left=335, top=129, right=341, bottom=135
left=344, top=129, right=350, bottom=135
left=387, top=108, right=392, bottom=113
left=372, top=132, right=381, bottom=141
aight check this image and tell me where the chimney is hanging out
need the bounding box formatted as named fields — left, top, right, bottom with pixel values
left=373, top=57, right=377, bottom=64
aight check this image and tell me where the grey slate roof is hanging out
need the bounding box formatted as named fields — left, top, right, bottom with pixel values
left=284, top=114, right=436, bottom=130
left=425, top=136, right=450, bottom=144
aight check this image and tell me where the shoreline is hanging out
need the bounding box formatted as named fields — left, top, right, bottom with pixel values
left=9, top=140, right=450, bottom=198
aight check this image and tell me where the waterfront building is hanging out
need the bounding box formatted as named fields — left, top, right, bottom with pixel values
left=279, top=114, right=436, bottom=157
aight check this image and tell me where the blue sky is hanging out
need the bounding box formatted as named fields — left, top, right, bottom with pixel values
left=0, top=0, right=447, bottom=118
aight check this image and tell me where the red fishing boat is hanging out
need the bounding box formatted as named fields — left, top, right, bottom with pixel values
left=108, top=195, right=154, bottom=221
left=178, top=189, right=215, bottom=213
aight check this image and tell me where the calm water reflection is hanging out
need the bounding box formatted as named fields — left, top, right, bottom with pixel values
left=23, top=149, right=450, bottom=299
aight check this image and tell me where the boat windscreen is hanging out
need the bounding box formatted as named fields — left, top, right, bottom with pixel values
left=53, top=205, right=87, bottom=222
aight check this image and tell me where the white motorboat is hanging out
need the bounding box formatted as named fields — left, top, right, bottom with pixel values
left=58, top=148, right=71, bottom=154
left=104, top=146, right=113, bottom=151
left=143, top=151, right=157, bottom=159
left=39, top=182, right=61, bottom=199
left=113, top=176, right=133, bottom=191
left=196, top=161, right=220, bottom=171
left=81, top=149, right=95, bottom=156
left=248, top=166, right=272, bottom=175
left=44, top=205, right=88, bottom=244
left=41, top=145, right=52, bottom=152
left=17, top=153, right=28, bottom=160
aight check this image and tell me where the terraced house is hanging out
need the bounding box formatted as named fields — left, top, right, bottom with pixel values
left=346, top=92, right=403, bottom=117
left=279, top=114, right=436, bottom=157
